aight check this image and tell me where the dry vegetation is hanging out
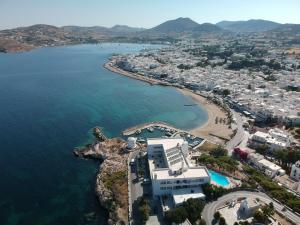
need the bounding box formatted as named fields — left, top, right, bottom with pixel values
left=196, top=141, right=220, bottom=153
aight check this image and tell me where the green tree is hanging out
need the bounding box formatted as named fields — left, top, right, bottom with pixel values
left=199, top=219, right=207, bottom=225
left=165, top=207, right=188, bottom=224
left=214, top=211, right=221, bottom=221
left=255, top=145, right=268, bottom=155
left=210, top=146, right=228, bottom=157
left=222, top=89, right=230, bottom=96
left=219, top=217, right=226, bottom=225
left=274, top=149, right=287, bottom=166
left=183, top=198, right=205, bottom=224
left=238, top=221, right=250, bottom=225
left=253, top=210, right=266, bottom=223
left=138, top=197, right=151, bottom=224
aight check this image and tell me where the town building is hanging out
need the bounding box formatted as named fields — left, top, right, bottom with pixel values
left=290, top=161, right=300, bottom=181
left=127, top=137, right=137, bottom=150
left=147, top=138, right=210, bottom=206
left=250, top=128, right=292, bottom=151
left=239, top=198, right=261, bottom=217
left=247, top=153, right=285, bottom=178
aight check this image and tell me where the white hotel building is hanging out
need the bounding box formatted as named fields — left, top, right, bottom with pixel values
left=147, top=138, right=210, bottom=205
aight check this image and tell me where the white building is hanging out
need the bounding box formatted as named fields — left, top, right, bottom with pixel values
left=147, top=138, right=210, bottom=206
left=127, top=137, right=137, bottom=150
left=250, top=128, right=291, bottom=151
left=290, top=161, right=300, bottom=181
left=248, top=153, right=285, bottom=178
left=239, top=198, right=261, bottom=217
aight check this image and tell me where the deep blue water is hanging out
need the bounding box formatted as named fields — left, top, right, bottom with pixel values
left=0, top=43, right=208, bottom=225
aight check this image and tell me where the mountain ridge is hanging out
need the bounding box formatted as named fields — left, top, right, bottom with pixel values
left=216, top=19, right=282, bottom=32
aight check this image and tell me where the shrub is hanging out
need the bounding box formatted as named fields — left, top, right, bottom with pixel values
left=214, top=211, right=221, bottom=220
left=219, top=217, right=226, bottom=225
left=165, top=206, right=187, bottom=224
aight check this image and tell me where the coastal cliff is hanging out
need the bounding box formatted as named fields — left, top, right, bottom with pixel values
left=74, top=136, right=129, bottom=225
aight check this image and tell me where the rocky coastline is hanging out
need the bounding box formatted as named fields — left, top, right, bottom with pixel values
left=74, top=128, right=130, bottom=225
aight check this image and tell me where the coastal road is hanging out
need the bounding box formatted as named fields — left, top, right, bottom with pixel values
left=202, top=191, right=300, bottom=225
left=226, top=110, right=245, bottom=154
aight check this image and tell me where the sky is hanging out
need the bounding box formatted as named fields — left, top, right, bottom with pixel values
left=0, top=0, right=300, bottom=30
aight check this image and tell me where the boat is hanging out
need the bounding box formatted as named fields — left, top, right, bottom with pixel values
left=135, top=129, right=141, bottom=135
left=147, top=127, right=154, bottom=132
left=184, top=104, right=197, bottom=106
left=165, top=132, right=172, bottom=137
left=137, top=138, right=146, bottom=143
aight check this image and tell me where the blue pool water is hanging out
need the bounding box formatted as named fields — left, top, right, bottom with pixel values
left=208, top=170, right=230, bottom=187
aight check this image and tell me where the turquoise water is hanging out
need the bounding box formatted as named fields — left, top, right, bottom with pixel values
left=208, top=170, right=230, bottom=187
left=0, top=43, right=208, bottom=225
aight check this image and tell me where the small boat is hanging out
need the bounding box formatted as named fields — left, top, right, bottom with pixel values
left=147, top=127, right=154, bottom=132
left=165, top=132, right=172, bottom=137
left=137, top=138, right=146, bottom=143
left=184, top=104, right=197, bottom=106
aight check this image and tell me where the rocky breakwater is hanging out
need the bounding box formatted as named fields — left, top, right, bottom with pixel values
left=74, top=127, right=130, bottom=225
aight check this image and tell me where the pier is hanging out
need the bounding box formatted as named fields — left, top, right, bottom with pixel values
left=122, top=121, right=206, bottom=150
left=122, top=121, right=184, bottom=136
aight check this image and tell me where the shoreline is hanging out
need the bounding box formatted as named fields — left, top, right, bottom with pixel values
left=104, top=61, right=233, bottom=144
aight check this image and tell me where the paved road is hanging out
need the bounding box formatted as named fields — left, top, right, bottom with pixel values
left=202, top=191, right=300, bottom=225
left=128, top=151, right=141, bottom=225
left=226, top=111, right=245, bottom=154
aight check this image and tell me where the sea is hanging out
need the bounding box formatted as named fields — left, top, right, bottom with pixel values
left=0, top=43, right=208, bottom=225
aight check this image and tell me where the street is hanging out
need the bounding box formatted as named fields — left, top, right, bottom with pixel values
left=202, top=191, right=300, bottom=225
left=226, top=110, right=246, bottom=154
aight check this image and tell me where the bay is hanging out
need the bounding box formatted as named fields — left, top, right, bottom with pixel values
left=0, top=43, right=208, bottom=225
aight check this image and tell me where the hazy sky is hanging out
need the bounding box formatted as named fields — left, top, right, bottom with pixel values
left=0, top=0, right=300, bottom=29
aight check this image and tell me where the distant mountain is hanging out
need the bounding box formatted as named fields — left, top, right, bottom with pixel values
left=265, top=24, right=300, bottom=44
left=193, top=23, right=223, bottom=33
left=146, top=17, right=200, bottom=34
left=144, top=17, right=224, bottom=37
left=110, top=25, right=145, bottom=33
left=216, top=19, right=281, bottom=32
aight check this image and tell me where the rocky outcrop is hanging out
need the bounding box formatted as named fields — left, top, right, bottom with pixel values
left=74, top=138, right=129, bottom=225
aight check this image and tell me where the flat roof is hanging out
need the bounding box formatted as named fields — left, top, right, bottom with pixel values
left=258, top=159, right=282, bottom=171
left=153, top=167, right=209, bottom=180
left=172, top=187, right=205, bottom=205
left=147, top=138, right=184, bottom=151
left=148, top=138, right=210, bottom=180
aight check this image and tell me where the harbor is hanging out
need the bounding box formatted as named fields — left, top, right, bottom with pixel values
left=122, top=121, right=205, bottom=149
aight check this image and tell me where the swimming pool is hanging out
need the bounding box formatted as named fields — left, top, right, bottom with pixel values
left=208, top=170, right=230, bottom=187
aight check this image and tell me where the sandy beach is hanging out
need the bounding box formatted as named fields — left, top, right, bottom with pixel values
left=104, top=61, right=233, bottom=144
left=177, top=89, right=233, bottom=143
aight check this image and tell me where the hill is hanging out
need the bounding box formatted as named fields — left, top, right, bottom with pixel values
left=110, top=25, right=145, bottom=33
left=146, top=17, right=200, bottom=34
left=216, top=19, right=281, bottom=32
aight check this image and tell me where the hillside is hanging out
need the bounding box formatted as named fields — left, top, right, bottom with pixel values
left=216, top=19, right=281, bottom=32
left=146, top=17, right=200, bottom=34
